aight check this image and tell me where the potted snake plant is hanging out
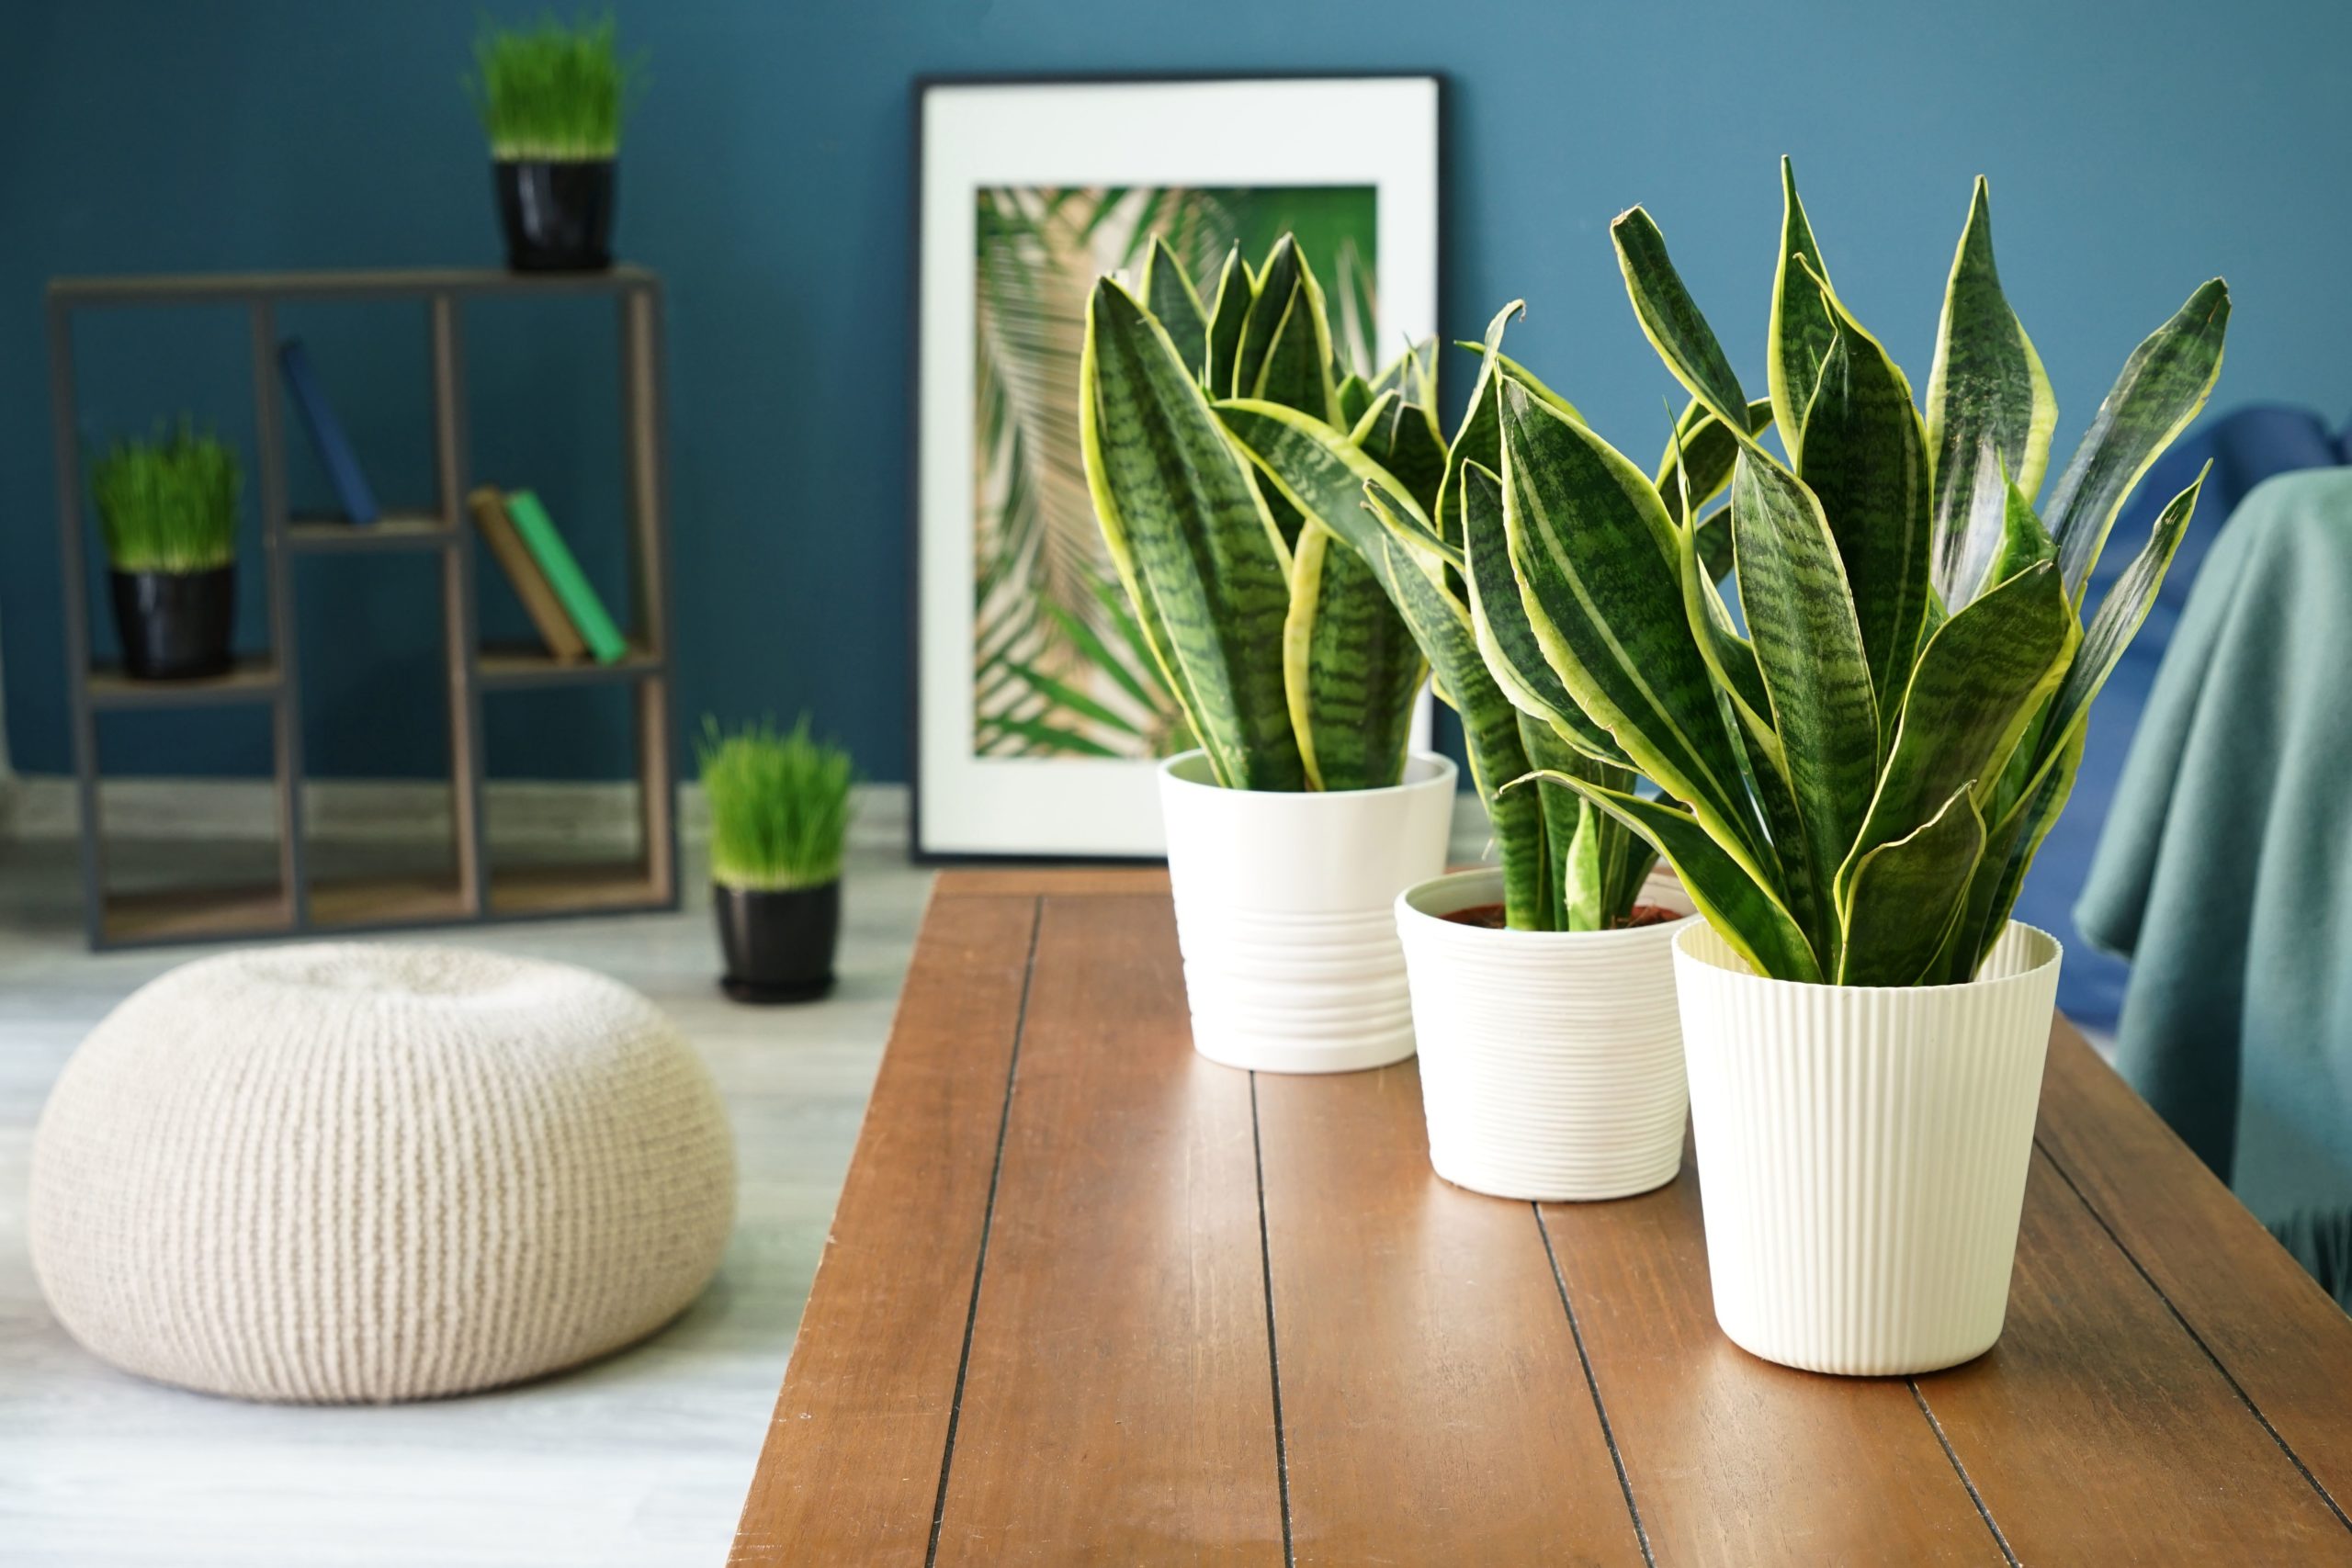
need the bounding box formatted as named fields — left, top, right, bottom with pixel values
left=698, top=716, right=854, bottom=1004
left=92, top=423, right=241, bottom=680
left=468, top=13, right=639, bottom=271
left=1464, top=162, right=2227, bottom=1374
left=1216, top=309, right=1705, bottom=1201
left=1080, top=236, right=1454, bottom=1075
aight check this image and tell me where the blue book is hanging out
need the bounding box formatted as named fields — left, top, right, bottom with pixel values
left=277, top=338, right=379, bottom=525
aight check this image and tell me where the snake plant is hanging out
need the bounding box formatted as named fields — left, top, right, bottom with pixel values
left=1080, top=234, right=1430, bottom=795
left=1465, top=163, right=2229, bottom=985
left=1086, top=236, right=1657, bottom=932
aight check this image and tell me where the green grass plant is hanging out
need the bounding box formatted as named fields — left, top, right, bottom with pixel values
left=468, top=12, right=639, bottom=160
left=697, top=716, right=854, bottom=892
left=90, top=423, right=240, bottom=574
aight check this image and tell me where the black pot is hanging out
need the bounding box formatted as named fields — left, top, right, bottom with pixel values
left=109, top=566, right=234, bottom=680
left=715, top=880, right=840, bottom=1004
left=493, top=158, right=616, bottom=272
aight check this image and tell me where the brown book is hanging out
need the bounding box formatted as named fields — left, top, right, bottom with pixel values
left=468, top=486, right=588, bottom=662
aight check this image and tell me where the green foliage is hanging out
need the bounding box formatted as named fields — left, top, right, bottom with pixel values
left=1089, top=237, right=1656, bottom=932
left=1079, top=235, right=1429, bottom=797
left=1478, top=160, right=2226, bottom=984
left=469, top=12, right=639, bottom=160
left=90, top=423, right=240, bottom=574
left=696, top=716, right=854, bottom=892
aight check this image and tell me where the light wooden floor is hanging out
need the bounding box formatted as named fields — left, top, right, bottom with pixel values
left=0, top=835, right=935, bottom=1567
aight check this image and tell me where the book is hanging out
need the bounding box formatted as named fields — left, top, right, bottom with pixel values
left=502, top=490, right=628, bottom=665
left=468, top=487, right=589, bottom=662
left=277, top=338, right=379, bottom=525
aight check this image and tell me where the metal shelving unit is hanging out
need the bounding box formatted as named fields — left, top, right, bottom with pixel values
left=47, top=265, right=677, bottom=950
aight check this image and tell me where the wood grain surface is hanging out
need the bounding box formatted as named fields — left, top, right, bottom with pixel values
left=733, top=870, right=2352, bottom=1566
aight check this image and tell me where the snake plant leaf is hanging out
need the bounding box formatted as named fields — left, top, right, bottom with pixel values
left=1354, top=390, right=1449, bottom=516
left=1498, top=381, right=1769, bottom=875
left=1233, top=237, right=1339, bottom=425
left=1518, top=711, right=1579, bottom=930
left=2044, top=278, right=2230, bottom=603
left=1768, top=158, right=1838, bottom=464
left=1729, top=447, right=1880, bottom=940
left=1203, top=245, right=1248, bottom=395
left=1947, top=724, right=2083, bottom=981
left=1459, top=462, right=1633, bottom=766
left=1521, top=716, right=1645, bottom=932
left=1837, top=782, right=1984, bottom=986
left=1216, top=397, right=1434, bottom=586
left=1692, top=506, right=1736, bottom=581
left=1520, top=771, right=1822, bottom=982
left=1796, top=288, right=1934, bottom=729
left=1337, top=373, right=1373, bottom=430
left=1979, top=472, right=2060, bottom=595
left=2025, top=465, right=2207, bottom=792
left=1657, top=396, right=1776, bottom=525
left=1837, top=558, right=2072, bottom=909
left=1379, top=531, right=1546, bottom=926
left=1611, top=207, right=1750, bottom=434
left=1139, top=235, right=1209, bottom=380
left=1437, top=304, right=1586, bottom=550
left=1284, top=522, right=1422, bottom=792
left=1371, top=336, right=1441, bottom=414
left=1925, top=178, right=2060, bottom=605
left=1081, top=277, right=1304, bottom=790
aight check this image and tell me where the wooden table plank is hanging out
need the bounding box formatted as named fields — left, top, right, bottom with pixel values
left=931, top=894, right=1284, bottom=1564
left=1915, top=1146, right=2352, bottom=1563
left=933, top=866, right=1170, bottom=898
left=729, top=892, right=1037, bottom=1564
left=2034, top=1024, right=2352, bottom=1515
left=1542, top=1142, right=2001, bottom=1566
left=1255, top=1063, right=1647, bottom=1566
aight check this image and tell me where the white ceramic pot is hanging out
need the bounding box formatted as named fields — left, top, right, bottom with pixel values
left=1673, top=919, right=2064, bottom=1375
left=1396, top=866, right=1697, bottom=1201
left=1159, top=750, right=1455, bottom=1074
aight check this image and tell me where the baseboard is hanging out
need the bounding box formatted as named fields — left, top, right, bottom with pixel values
left=1, top=773, right=1493, bottom=863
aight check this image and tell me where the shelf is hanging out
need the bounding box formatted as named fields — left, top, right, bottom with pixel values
left=87, top=657, right=280, bottom=710
left=477, top=643, right=662, bottom=689
left=310, top=872, right=474, bottom=931
left=49, top=265, right=659, bottom=309
left=289, top=513, right=458, bottom=552
left=489, top=861, right=667, bottom=919
left=102, top=884, right=294, bottom=947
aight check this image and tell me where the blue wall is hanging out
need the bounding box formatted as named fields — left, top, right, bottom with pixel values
left=6, top=0, right=2349, bottom=781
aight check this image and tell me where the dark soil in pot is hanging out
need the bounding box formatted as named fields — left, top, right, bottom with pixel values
left=110, top=565, right=234, bottom=680
left=494, top=159, right=616, bottom=271
left=1438, top=901, right=1682, bottom=931
left=715, top=879, right=839, bottom=1004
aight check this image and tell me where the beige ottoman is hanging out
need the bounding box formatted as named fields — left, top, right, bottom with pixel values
left=28, top=942, right=737, bottom=1404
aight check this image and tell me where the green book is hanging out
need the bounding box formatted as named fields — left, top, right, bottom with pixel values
left=502, top=491, right=628, bottom=665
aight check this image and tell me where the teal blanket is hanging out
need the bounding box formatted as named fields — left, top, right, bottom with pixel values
left=2077, top=469, right=2352, bottom=1303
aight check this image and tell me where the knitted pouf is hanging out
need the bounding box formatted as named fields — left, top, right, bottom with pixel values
left=28, top=942, right=736, bottom=1404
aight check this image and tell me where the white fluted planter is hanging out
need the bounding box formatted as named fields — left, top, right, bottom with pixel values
left=1396, top=866, right=1696, bottom=1201
left=1674, top=919, right=2064, bottom=1376
left=1160, top=750, right=1454, bottom=1074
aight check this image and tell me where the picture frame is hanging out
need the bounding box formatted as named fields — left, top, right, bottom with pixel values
left=910, top=72, right=1445, bottom=860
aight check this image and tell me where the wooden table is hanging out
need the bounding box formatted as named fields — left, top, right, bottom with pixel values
left=730, top=870, right=2352, bottom=1565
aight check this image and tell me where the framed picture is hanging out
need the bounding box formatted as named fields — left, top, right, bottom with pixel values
left=911, top=73, right=1444, bottom=859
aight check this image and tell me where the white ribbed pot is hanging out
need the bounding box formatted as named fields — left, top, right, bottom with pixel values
left=1160, top=750, right=1455, bottom=1074
left=1674, top=919, right=2064, bottom=1376
left=1396, top=866, right=1697, bottom=1201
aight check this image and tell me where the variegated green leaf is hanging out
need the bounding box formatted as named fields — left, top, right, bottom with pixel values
left=1519, top=716, right=1645, bottom=931
left=1080, top=277, right=1303, bottom=790
left=1284, top=522, right=1421, bottom=792
left=1498, top=380, right=1769, bottom=878
left=1203, top=245, right=1247, bottom=395
left=1796, top=283, right=1933, bottom=730
left=1520, top=771, right=1822, bottom=982
left=1439, top=304, right=1584, bottom=549
left=1380, top=533, right=1545, bottom=926
left=1729, top=448, right=1880, bottom=947
left=1657, top=395, right=1775, bottom=525
left=1140, top=234, right=1209, bottom=380
left=2045, top=279, right=2229, bottom=602
left=1979, top=473, right=2060, bottom=596
left=1611, top=207, right=1750, bottom=432
left=1767, top=158, right=1838, bottom=463
left=1459, top=462, right=1632, bottom=766
left=1945, top=725, right=2082, bottom=981
left=1837, top=782, right=1983, bottom=986
left=1837, top=558, right=2072, bottom=907
left=1354, top=389, right=1449, bottom=516
left=1925, top=178, right=2059, bottom=605
left=1336, top=373, right=1373, bottom=430
left=1216, top=397, right=1434, bottom=585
